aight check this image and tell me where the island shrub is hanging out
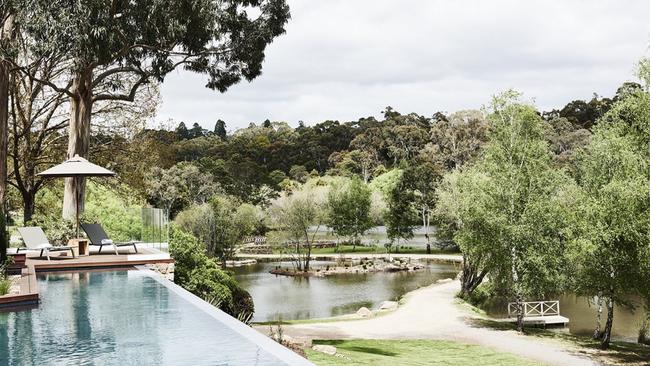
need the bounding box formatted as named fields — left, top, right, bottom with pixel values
left=169, top=227, right=254, bottom=322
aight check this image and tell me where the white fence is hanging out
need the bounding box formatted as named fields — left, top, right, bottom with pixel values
left=507, top=301, right=560, bottom=318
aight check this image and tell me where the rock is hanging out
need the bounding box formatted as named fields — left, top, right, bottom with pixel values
left=378, top=301, right=398, bottom=311
left=312, top=345, right=337, bottom=356
left=356, top=306, right=373, bottom=317
left=437, top=278, right=453, bottom=284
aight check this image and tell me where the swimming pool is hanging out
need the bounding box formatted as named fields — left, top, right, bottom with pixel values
left=0, top=269, right=312, bottom=366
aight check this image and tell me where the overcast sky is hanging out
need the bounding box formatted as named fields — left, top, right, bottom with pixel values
left=157, top=0, right=650, bottom=131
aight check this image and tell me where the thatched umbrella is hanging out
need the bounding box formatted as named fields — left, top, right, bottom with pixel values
left=38, top=155, right=116, bottom=236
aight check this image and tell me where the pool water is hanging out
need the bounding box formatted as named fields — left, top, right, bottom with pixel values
left=0, top=270, right=310, bottom=366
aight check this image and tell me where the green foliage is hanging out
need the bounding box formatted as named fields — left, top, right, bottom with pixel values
left=174, top=195, right=257, bottom=265
left=84, top=183, right=142, bottom=241
left=289, top=165, right=309, bottom=183
left=327, top=178, right=373, bottom=244
left=27, top=215, right=76, bottom=246
left=169, top=228, right=254, bottom=321
left=24, top=0, right=290, bottom=92
left=568, top=88, right=650, bottom=348
left=146, top=162, right=219, bottom=216
left=0, top=278, right=10, bottom=296
left=368, top=169, right=403, bottom=199
left=460, top=282, right=494, bottom=309
left=269, top=186, right=327, bottom=271
left=209, top=195, right=256, bottom=264
left=436, top=90, right=572, bottom=303
left=384, top=174, right=418, bottom=245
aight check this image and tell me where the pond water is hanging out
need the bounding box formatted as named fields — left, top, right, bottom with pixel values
left=484, top=294, right=645, bottom=342
left=555, top=294, right=644, bottom=342
left=232, top=260, right=459, bottom=322
left=235, top=261, right=645, bottom=342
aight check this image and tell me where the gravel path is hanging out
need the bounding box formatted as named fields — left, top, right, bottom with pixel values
left=276, top=280, right=599, bottom=366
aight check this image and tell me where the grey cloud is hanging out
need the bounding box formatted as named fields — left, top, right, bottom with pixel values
left=158, top=0, right=650, bottom=129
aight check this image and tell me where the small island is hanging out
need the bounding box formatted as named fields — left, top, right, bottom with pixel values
left=269, top=257, right=425, bottom=277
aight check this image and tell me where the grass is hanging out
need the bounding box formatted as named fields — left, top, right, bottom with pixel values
left=470, top=318, right=650, bottom=366
left=305, top=339, right=545, bottom=366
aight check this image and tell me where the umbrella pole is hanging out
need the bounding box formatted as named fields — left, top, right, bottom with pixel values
left=76, top=176, right=80, bottom=238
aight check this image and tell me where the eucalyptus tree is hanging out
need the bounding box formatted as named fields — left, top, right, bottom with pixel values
left=0, top=2, right=17, bottom=264
left=569, top=78, right=650, bottom=349
left=20, top=0, right=290, bottom=219
left=436, top=91, right=572, bottom=332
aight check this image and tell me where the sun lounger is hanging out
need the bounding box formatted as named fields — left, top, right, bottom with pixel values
left=16, top=227, right=76, bottom=261
left=81, top=223, right=139, bottom=254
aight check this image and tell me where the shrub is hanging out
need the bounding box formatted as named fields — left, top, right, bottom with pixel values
left=169, top=227, right=254, bottom=321
left=462, top=283, right=493, bottom=309
left=27, top=216, right=76, bottom=245
left=84, top=183, right=142, bottom=241
left=0, top=278, right=10, bottom=295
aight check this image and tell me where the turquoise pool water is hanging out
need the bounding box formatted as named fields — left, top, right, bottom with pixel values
left=0, top=270, right=310, bottom=366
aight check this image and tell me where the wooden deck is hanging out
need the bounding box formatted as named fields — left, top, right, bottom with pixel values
left=26, top=246, right=173, bottom=271
left=505, top=300, right=570, bottom=327
left=502, top=315, right=570, bottom=326
left=1, top=245, right=173, bottom=308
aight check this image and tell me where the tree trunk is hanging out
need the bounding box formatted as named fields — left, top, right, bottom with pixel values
left=22, top=190, right=35, bottom=225
left=593, top=294, right=603, bottom=340
left=62, top=70, right=93, bottom=220
left=511, top=246, right=524, bottom=332
left=0, top=60, right=8, bottom=265
left=600, top=298, right=614, bottom=349
left=423, top=206, right=431, bottom=254
left=460, top=256, right=486, bottom=298
left=0, top=15, right=13, bottom=265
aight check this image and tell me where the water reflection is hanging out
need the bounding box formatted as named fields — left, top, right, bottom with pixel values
left=0, top=270, right=285, bottom=366
left=484, top=292, right=645, bottom=342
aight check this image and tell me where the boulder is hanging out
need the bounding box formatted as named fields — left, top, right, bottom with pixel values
left=312, top=345, right=337, bottom=356
left=356, top=306, right=373, bottom=318
left=378, top=301, right=398, bottom=311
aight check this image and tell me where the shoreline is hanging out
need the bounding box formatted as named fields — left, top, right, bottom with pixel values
left=236, top=252, right=464, bottom=264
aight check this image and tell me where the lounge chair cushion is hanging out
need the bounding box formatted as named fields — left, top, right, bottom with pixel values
left=101, top=239, right=113, bottom=245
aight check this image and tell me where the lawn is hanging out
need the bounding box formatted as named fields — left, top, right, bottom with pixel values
left=304, top=339, right=545, bottom=366
left=470, top=319, right=650, bottom=366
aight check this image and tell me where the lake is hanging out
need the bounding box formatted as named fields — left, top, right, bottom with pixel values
left=232, top=260, right=459, bottom=322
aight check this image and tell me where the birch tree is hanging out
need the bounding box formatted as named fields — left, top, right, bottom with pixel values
left=436, top=91, right=572, bottom=332
left=570, top=77, right=650, bottom=349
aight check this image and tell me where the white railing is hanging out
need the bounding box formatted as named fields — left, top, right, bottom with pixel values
left=507, top=301, right=560, bottom=318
